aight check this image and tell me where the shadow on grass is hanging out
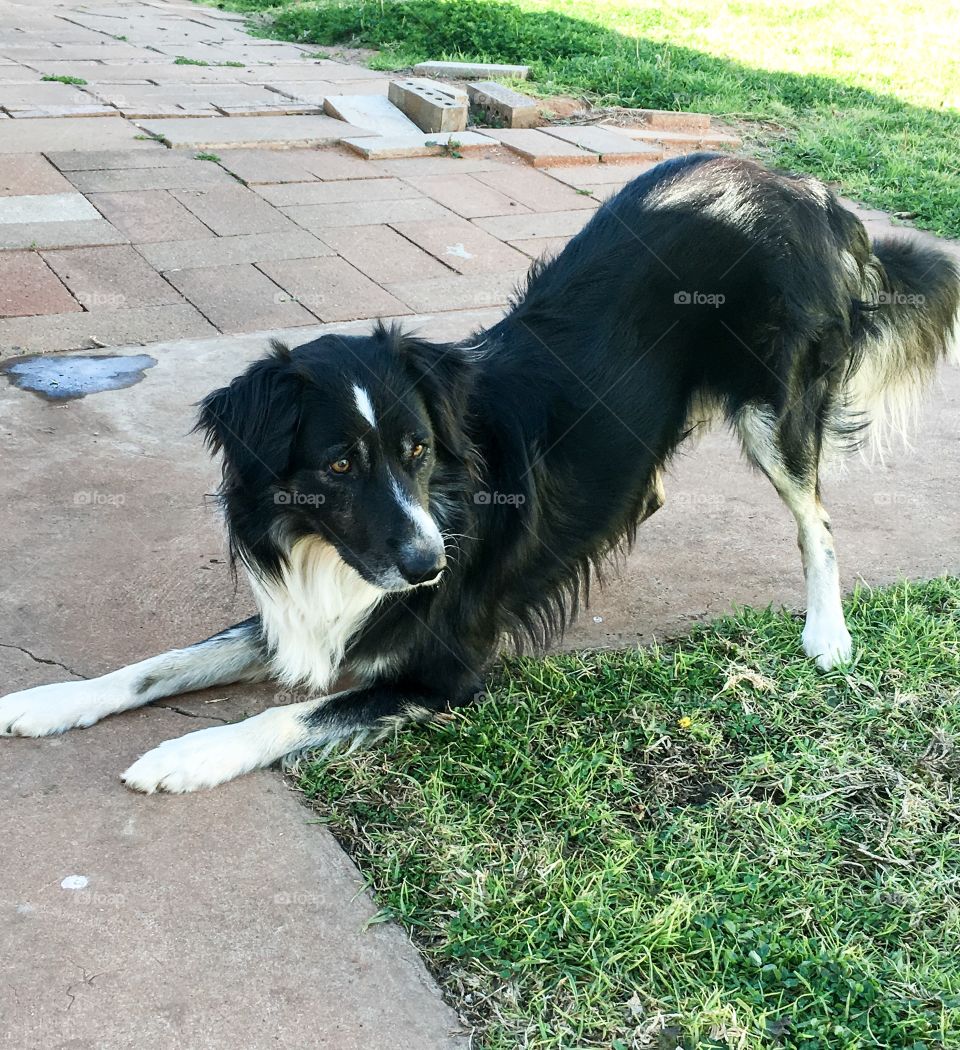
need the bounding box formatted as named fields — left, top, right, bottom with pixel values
left=222, top=0, right=960, bottom=238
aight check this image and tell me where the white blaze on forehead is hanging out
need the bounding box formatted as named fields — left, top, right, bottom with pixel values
left=353, top=384, right=377, bottom=428
left=389, top=472, right=443, bottom=547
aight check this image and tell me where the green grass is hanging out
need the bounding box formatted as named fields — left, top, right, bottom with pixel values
left=300, top=577, right=960, bottom=1049
left=41, top=74, right=87, bottom=85
left=194, top=151, right=222, bottom=162
left=207, top=0, right=960, bottom=237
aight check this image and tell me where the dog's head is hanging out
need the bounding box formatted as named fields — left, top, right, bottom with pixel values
left=196, top=323, right=474, bottom=592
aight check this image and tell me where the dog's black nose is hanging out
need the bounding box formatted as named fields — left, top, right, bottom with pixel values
left=397, top=546, right=446, bottom=585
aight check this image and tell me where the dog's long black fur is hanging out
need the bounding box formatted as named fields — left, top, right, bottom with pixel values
left=193, top=152, right=958, bottom=748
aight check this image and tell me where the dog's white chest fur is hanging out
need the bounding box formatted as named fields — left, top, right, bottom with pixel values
left=247, top=537, right=382, bottom=692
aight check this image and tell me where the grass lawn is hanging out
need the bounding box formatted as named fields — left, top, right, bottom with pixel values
left=300, top=578, right=960, bottom=1048
left=208, top=0, right=960, bottom=238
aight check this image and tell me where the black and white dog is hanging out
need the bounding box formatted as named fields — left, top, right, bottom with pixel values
left=2, top=153, right=957, bottom=793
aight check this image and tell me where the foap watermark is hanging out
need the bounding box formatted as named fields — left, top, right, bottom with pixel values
left=77, top=291, right=127, bottom=310
left=876, top=290, right=926, bottom=306
left=73, top=490, right=125, bottom=507
left=275, top=491, right=325, bottom=507
left=474, top=490, right=526, bottom=507
left=673, top=492, right=726, bottom=509
left=674, top=290, right=725, bottom=308
left=873, top=491, right=922, bottom=507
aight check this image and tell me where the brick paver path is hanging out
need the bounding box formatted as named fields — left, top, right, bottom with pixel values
left=0, top=0, right=730, bottom=357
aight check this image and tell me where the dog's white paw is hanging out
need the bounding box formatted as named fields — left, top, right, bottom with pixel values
left=121, top=720, right=272, bottom=794
left=0, top=679, right=113, bottom=737
left=802, top=619, right=853, bottom=672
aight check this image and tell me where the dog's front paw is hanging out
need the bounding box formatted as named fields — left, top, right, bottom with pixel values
left=802, top=620, right=853, bottom=672
left=121, top=720, right=271, bottom=794
left=0, top=680, right=105, bottom=737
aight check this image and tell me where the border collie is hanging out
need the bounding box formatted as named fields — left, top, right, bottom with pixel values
left=2, top=153, right=957, bottom=793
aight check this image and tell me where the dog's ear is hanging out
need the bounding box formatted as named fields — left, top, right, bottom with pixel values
left=195, top=341, right=302, bottom=487
left=382, top=323, right=475, bottom=463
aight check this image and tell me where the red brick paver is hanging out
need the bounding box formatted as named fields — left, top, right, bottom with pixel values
left=259, top=256, right=410, bottom=322
left=0, top=251, right=80, bottom=317
left=88, top=190, right=215, bottom=243
left=389, top=217, right=530, bottom=274
left=43, top=245, right=184, bottom=311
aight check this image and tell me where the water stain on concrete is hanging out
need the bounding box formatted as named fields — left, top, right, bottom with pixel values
left=1, top=353, right=157, bottom=401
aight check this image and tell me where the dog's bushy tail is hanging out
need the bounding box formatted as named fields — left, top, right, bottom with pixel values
left=843, top=237, right=960, bottom=452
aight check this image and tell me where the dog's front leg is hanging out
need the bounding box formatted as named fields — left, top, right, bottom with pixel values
left=0, top=618, right=268, bottom=737
left=121, top=677, right=470, bottom=794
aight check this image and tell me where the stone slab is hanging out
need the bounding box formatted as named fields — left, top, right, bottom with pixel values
left=540, top=124, right=664, bottom=163
left=214, top=146, right=389, bottom=185
left=389, top=217, right=529, bottom=274
left=0, top=303, right=214, bottom=355
left=0, top=154, right=74, bottom=196
left=267, top=79, right=389, bottom=105
left=170, top=185, right=296, bottom=236
left=237, top=62, right=387, bottom=84
left=473, top=167, right=600, bottom=211
left=473, top=209, right=595, bottom=240
left=259, top=255, right=410, bottom=322
left=413, top=60, right=530, bottom=79
left=25, top=62, right=158, bottom=84
left=282, top=196, right=450, bottom=231
left=318, top=224, right=452, bottom=285
left=0, top=251, right=80, bottom=317
left=87, top=190, right=216, bottom=243
left=45, top=147, right=193, bottom=172
left=508, top=235, right=572, bottom=261
left=385, top=269, right=528, bottom=312
left=0, top=116, right=151, bottom=153
left=600, top=123, right=742, bottom=148
left=0, top=192, right=99, bottom=224
left=635, top=108, right=712, bottom=130
left=343, top=130, right=495, bottom=160
left=467, top=81, right=539, bottom=129
left=136, top=114, right=373, bottom=149
left=485, top=128, right=601, bottom=167
left=0, top=218, right=129, bottom=251
left=388, top=78, right=468, bottom=134
left=65, top=161, right=237, bottom=192
left=404, top=173, right=531, bottom=218
left=135, top=229, right=334, bottom=273
left=323, top=93, right=420, bottom=135
left=43, top=245, right=184, bottom=311
left=0, top=81, right=98, bottom=110
left=256, top=176, right=420, bottom=207
left=542, top=162, right=661, bottom=187
left=164, top=262, right=317, bottom=333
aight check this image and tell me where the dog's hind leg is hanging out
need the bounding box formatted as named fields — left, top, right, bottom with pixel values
left=0, top=617, right=269, bottom=737
left=736, top=404, right=852, bottom=671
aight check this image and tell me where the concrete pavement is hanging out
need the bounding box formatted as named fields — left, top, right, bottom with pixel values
left=1, top=0, right=959, bottom=1047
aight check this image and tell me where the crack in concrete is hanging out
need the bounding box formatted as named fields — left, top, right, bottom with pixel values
left=0, top=643, right=85, bottom=680
left=153, top=703, right=229, bottom=724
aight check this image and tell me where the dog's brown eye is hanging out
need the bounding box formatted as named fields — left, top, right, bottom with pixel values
left=330, top=458, right=351, bottom=474
left=411, top=443, right=427, bottom=459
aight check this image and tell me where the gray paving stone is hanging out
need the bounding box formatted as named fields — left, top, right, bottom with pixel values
left=0, top=116, right=151, bottom=153
left=282, top=196, right=450, bottom=230
left=164, top=262, right=317, bottom=333
left=65, top=162, right=236, bottom=192
left=318, top=224, right=452, bottom=285
left=483, top=128, right=601, bottom=167
left=45, top=147, right=189, bottom=172
left=256, top=176, right=420, bottom=207
left=24, top=62, right=156, bottom=84
left=473, top=167, right=601, bottom=212
left=267, top=80, right=389, bottom=105
left=42, top=244, right=184, bottom=311
left=540, top=124, right=664, bottom=163
left=402, top=173, right=531, bottom=218
left=0, top=81, right=100, bottom=110
left=259, top=256, right=410, bottom=322
left=472, top=209, right=595, bottom=240
left=385, top=270, right=528, bottom=312
left=0, top=193, right=99, bottom=224
left=323, top=94, right=419, bottom=135
left=0, top=155, right=74, bottom=196
left=135, top=229, right=334, bottom=272
left=87, top=190, right=215, bottom=243
left=170, top=185, right=296, bottom=236
left=343, top=130, right=496, bottom=160
left=137, top=113, right=372, bottom=149
left=239, top=64, right=386, bottom=84
left=413, top=60, right=529, bottom=79
left=0, top=218, right=129, bottom=250
left=389, top=216, right=530, bottom=274
left=0, top=302, right=214, bottom=354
